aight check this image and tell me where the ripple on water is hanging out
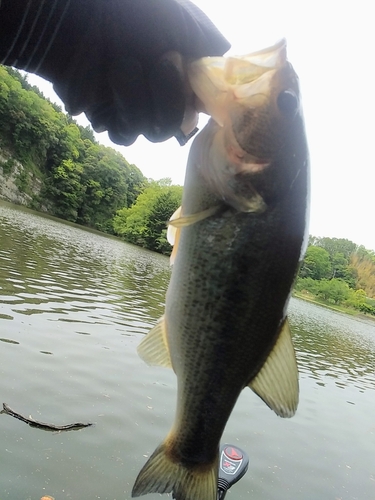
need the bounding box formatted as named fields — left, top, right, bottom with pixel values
left=1, top=202, right=375, bottom=500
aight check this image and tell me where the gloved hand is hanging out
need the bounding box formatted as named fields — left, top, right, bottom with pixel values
left=0, top=0, right=230, bottom=145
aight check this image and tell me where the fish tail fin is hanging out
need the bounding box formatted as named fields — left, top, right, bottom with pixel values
left=132, top=441, right=218, bottom=500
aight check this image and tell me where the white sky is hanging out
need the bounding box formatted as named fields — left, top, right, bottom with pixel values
left=25, top=0, right=375, bottom=252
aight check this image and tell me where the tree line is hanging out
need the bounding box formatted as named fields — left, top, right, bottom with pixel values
left=296, top=236, right=375, bottom=314
left=0, top=66, right=183, bottom=251
left=0, top=66, right=146, bottom=232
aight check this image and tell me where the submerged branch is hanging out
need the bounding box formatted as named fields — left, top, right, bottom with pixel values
left=2, top=403, right=93, bottom=431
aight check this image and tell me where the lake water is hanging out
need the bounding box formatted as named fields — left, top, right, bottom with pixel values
left=0, top=200, right=374, bottom=500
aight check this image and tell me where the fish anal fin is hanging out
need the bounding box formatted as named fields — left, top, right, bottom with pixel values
left=249, top=318, right=299, bottom=417
left=137, top=316, right=172, bottom=369
left=132, top=440, right=218, bottom=500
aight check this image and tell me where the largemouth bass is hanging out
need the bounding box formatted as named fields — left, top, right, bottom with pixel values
left=132, top=39, right=309, bottom=500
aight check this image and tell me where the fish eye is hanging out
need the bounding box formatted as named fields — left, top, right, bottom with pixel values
left=277, top=90, right=299, bottom=115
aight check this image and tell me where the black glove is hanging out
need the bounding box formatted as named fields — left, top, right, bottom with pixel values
left=0, top=0, right=230, bottom=145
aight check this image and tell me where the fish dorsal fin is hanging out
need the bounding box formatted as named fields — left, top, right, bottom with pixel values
left=249, top=318, right=299, bottom=417
left=168, top=205, right=219, bottom=229
left=167, top=206, right=182, bottom=265
left=137, top=316, right=172, bottom=369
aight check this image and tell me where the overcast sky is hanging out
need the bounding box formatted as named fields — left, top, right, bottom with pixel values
left=26, top=0, right=375, bottom=252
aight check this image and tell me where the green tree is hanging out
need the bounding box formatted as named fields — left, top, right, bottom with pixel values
left=0, top=65, right=146, bottom=232
left=350, top=249, right=375, bottom=298
left=146, top=187, right=183, bottom=253
left=345, top=289, right=367, bottom=309
left=299, top=246, right=332, bottom=280
left=315, top=279, right=350, bottom=304
left=294, top=277, right=319, bottom=295
left=302, top=237, right=360, bottom=289
left=77, top=143, right=145, bottom=232
left=113, top=181, right=182, bottom=254
left=330, top=252, right=357, bottom=287
left=316, top=237, right=357, bottom=260
left=46, top=159, right=84, bottom=221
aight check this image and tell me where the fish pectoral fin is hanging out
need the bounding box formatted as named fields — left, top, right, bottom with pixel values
left=168, top=205, right=219, bottom=229
left=248, top=318, right=299, bottom=418
left=132, top=440, right=218, bottom=500
left=167, top=206, right=182, bottom=246
left=137, top=316, right=172, bottom=369
left=169, top=228, right=180, bottom=265
left=167, top=206, right=182, bottom=266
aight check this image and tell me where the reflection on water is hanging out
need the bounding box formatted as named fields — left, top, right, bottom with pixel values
left=0, top=201, right=169, bottom=338
left=289, top=300, right=375, bottom=393
left=1, top=200, right=375, bottom=500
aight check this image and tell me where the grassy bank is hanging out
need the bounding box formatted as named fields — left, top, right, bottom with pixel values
left=293, top=291, right=372, bottom=318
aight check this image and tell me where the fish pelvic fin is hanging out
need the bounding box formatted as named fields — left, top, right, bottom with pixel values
left=249, top=317, right=299, bottom=417
left=137, top=316, right=172, bottom=369
left=132, top=441, right=218, bottom=500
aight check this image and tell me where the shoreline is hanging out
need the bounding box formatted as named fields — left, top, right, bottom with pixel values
left=293, top=292, right=375, bottom=322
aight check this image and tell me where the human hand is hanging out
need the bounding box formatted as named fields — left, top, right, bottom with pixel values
left=0, top=0, right=230, bottom=145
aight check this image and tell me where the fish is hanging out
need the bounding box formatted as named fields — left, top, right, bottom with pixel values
left=132, top=39, right=309, bottom=500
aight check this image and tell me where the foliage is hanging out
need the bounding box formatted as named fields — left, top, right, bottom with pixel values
left=345, top=288, right=366, bottom=308
left=297, top=236, right=375, bottom=310
left=15, top=168, right=29, bottom=191
left=344, top=289, right=375, bottom=315
left=300, top=237, right=361, bottom=286
left=330, top=252, right=357, bottom=287
left=314, top=278, right=350, bottom=304
left=350, top=249, right=375, bottom=299
left=295, top=277, right=351, bottom=305
left=356, top=303, right=375, bottom=315
left=295, top=277, right=319, bottom=295
left=46, top=158, right=84, bottom=221
left=113, top=179, right=183, bottom=254
left=299, top=246, right=332, bottom=280
left=315, top=237, right=357, bottom=261
left=76, top=144, right=145, bottom=232
left=0, top=65, right=146, bottom=231
left=1, top=157, right=15, bottom=175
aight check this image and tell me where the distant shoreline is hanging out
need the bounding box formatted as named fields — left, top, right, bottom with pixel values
left=292, top=292, right=375, bottom=322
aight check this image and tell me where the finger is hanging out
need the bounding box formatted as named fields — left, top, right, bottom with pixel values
left=106, top=56, right=150, bottom=145
left=145, top=57, right=186, bottom=143
left=172, top=0, right=230, bottom=56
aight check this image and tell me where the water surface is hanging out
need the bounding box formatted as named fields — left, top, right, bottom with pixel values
left=0, top=200, right=374, bottom=500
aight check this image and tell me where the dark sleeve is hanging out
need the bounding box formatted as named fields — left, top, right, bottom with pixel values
left=0, top=0, right=230, bottom=144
